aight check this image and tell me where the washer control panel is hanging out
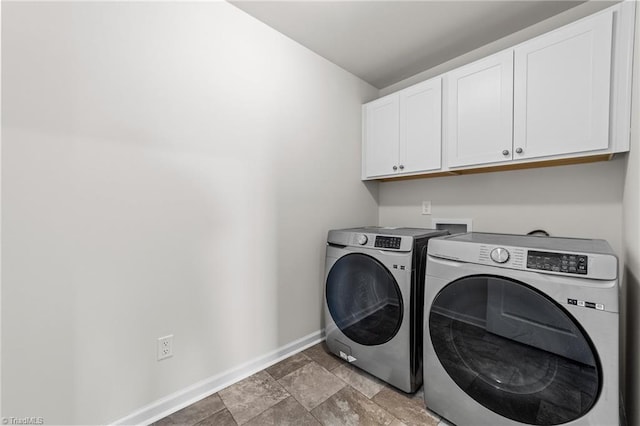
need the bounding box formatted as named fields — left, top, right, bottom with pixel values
left=527, top=250, right=587, bottom=275
left=329, top=230, right=419, bottom=252
left=375, top=236, right=402, bottom=250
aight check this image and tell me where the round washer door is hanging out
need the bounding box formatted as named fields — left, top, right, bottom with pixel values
left=429, top=275, right=600, bottom=425
left=326, top=253, right=403, bottom=346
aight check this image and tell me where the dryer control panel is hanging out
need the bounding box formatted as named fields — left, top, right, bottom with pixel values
left=428, top=234, right=618, bottom=281
left=527, top=251, right=588, bottom=275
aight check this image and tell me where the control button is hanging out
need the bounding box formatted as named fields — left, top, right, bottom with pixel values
left=577, top=300, right=585, bottom=307
left=490, top=247, right=510, bottom=263
left=596, top=303, right=604, bottom=310
left=374, top=236, right=401, bottom=249
left=357, top=234, right=368, bottom=245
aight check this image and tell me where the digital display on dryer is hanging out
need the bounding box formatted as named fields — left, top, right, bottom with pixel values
left=527, top=250, right=587, bottom=274
left=375, top=236, right=401, bottom=249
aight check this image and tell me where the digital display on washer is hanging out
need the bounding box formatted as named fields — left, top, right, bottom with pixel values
left=375, top=236, right=401, bottom=249
left=527, top=250, right=587, bottom=274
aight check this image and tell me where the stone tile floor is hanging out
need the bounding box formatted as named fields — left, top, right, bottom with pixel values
left=154, top=342, right=454, bottom=426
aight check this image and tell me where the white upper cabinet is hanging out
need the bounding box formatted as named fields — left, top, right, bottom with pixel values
left=363, top=95, right=399, bottom=178
left=513, top=11, right=613, bottom=160
left=446, top=51, right=514, bottom=168
left=363, top=77, right=442, bottom=179
left=399, top=78, right=442, bottom=174
left=362, top=3, right=634, bottom=180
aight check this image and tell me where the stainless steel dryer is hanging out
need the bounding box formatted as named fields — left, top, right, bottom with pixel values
left=324, top=227, right=447, bottom=393
left=424, top=232, right=619, bottom=426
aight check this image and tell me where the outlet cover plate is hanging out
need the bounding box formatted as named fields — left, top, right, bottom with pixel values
left=157, top=335, right=173, bottom=361
left=422, top=201, right=431, bottom=215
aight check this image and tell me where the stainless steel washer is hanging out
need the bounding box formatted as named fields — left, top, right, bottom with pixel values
left=324, top=227, right=447, bottom=393
left=424, top=232, right=619, bottom=425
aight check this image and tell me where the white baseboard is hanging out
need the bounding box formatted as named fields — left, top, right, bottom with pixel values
left=111, top=330, right=325, bottom=426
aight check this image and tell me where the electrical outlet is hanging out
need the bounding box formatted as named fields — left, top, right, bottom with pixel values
left=157, top=335, right=173, bottom=361
left=422, top=201, right=432, bottom=215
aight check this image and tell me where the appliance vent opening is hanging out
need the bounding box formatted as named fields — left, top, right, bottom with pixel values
left=431, top=218, right=472, bottom=234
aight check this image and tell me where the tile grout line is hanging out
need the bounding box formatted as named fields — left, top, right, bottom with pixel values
left=230, top=369, right=293, bottom=426
left=244, top=370, right=292, bottom=425
left=297, top=358, right=404, bottom=426
left=276, top=360, right=340, bottom=414
left=217, top=393, right=238, bottom=426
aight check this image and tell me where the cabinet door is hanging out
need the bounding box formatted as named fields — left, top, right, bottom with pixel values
left=399, top=78, right=442, bottom=173
left=363, top=94, right=399, bottom=178
left=513, top=11, right=613, bottom=160
left=446, top=51, right=514, bottom=168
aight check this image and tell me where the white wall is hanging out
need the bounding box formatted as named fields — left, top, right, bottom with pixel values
left=378, top=0, right=627, bottom=257
left=1, top=2, right=378, bottom=424
left=378, top=159, right=625, bottom=255
left=622, top=5, right=640, bottom=425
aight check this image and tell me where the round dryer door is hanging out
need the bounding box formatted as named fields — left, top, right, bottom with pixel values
left=326, top=253, right=403, bottom=346
left=429, top=275, right=600, bottom=425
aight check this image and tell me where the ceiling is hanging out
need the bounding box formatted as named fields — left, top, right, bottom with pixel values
left=230, top=1, right=593, bottom=89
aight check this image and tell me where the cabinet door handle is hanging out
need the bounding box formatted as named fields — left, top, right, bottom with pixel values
left=515, top=147, right=523, bottom=154
left=399, top=165, right=404, bottom=170
left=502, top=150, right=510, bottom=156
left=393, top=165, right=398, bottom=171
